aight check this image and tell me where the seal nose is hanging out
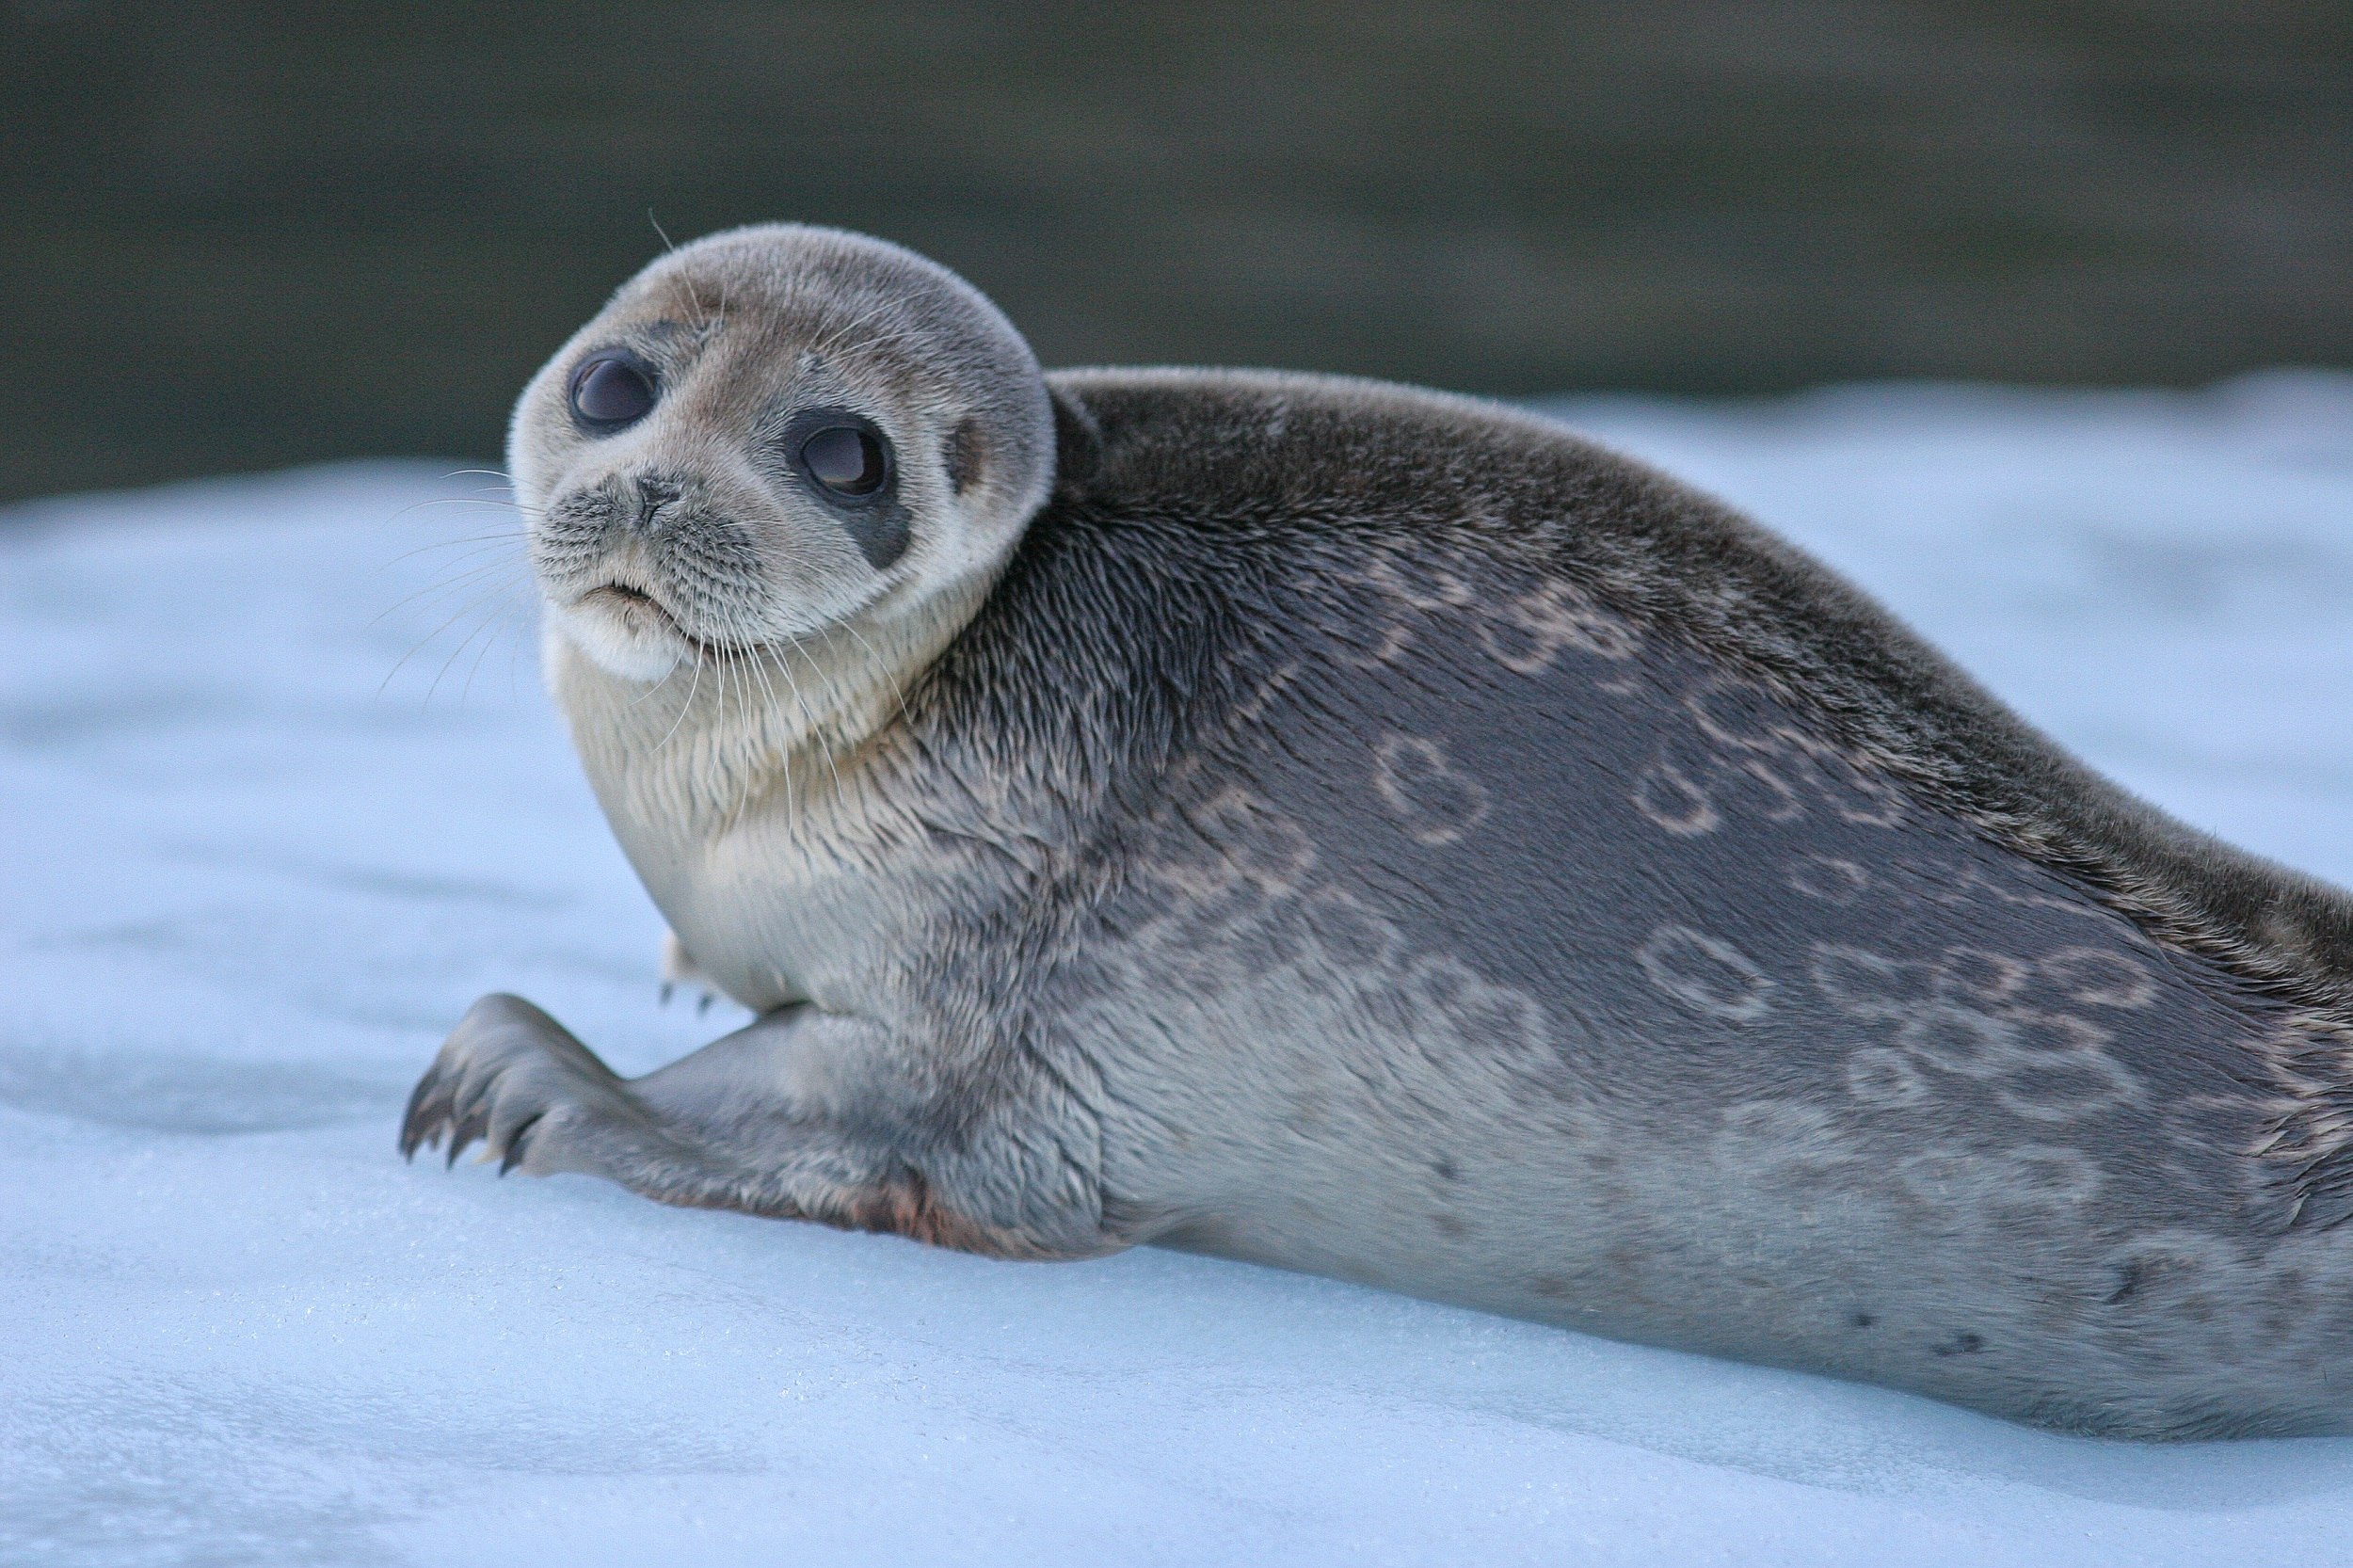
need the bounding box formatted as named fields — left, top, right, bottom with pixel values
left=632, top=473, right=683, bottom=530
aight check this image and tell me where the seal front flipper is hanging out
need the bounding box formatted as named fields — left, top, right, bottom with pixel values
left=401, top=993, right=666, bottom=1176
left=402, top=995, right=1115, bottom=1262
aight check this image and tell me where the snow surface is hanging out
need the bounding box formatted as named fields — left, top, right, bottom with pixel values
left=7, top=374, right=2353, bottom=1565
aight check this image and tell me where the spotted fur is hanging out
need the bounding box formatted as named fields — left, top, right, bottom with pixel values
left=405, top=229, right=2353, bottom=1438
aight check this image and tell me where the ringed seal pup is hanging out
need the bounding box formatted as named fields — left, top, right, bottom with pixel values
left=404, top=223, right=2353, bottom=1438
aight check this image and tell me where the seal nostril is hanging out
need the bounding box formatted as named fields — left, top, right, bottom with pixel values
left=633, top=474, right=683, bottom=528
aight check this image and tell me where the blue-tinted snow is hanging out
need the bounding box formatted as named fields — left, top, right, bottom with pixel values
left=6, top=374, right=2353, bottom=1565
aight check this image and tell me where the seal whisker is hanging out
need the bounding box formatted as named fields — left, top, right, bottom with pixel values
left=839, top=619, right=918, bottom=738
left=376, top=571, right=532, bottom=700
left=420, top=593, right=521, bottom=710
left=711, top=602, right=805, bottom=821
left=453, top=595, right=518, bottom=709
left=757, top=613, right=853, bottom=818
left=376, top=528, right=530, bottom=570
left=367, top=556, right=527, bottom=630
left=652, top=630, right=706, bottom=751
left=806, top=292, right=916, bottom=367
left=622, top=650, right=688, bottom=712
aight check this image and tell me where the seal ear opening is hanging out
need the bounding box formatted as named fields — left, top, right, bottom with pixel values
left=1048, top=385, right=1102, bottom=488
left=943, top=417, right=987, bottom=497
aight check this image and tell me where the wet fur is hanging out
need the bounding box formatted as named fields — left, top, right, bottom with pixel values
left=406, top=232, right=2353, bottom=1439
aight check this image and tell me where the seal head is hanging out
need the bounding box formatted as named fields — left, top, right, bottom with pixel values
left=510, top=224, right=1056, bottom=685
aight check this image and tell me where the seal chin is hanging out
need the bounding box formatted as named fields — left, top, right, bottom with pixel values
left=550, top=584, right=696, bottom=683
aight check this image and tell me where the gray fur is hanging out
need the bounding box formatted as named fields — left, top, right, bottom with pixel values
left=405, top=227, right=2353, bottom=1438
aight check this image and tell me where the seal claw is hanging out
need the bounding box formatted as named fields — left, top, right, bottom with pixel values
left=397, top=1067, right=440, bottom=1160
left=499, top=1112, right=543, bottom=1176
left=399, top=992, right=636, bottom=1184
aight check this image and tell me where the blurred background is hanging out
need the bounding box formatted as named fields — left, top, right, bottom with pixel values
left=2, top=0, right=2347, bottom=503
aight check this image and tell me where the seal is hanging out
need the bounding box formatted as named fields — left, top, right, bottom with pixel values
left=403, top=223, right=2353, bottom=1438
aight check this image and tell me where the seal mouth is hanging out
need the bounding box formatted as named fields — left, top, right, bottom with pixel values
left=581, top=580, right=680, bottom=629
left=576, top=580, right=742, bottom=663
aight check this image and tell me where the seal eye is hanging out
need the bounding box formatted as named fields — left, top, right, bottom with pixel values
left=568, top=352, right=657, bottom=430
left=799, top=425, right=888, bottom=497
left=779, top=408, right=905, bottom=567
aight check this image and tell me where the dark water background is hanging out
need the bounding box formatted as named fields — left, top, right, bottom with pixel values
left=3, top=1, right=2346, bottom=501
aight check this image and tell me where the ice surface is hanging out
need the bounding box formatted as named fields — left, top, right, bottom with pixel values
left=7, top=375, right=2353, bottom=1565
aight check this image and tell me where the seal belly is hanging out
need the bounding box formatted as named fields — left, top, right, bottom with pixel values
left=1080, top=554, right=2313, bottom=1429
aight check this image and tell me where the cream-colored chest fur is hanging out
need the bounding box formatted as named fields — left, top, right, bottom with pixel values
left=543, top=630, right=933, bottom=1017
